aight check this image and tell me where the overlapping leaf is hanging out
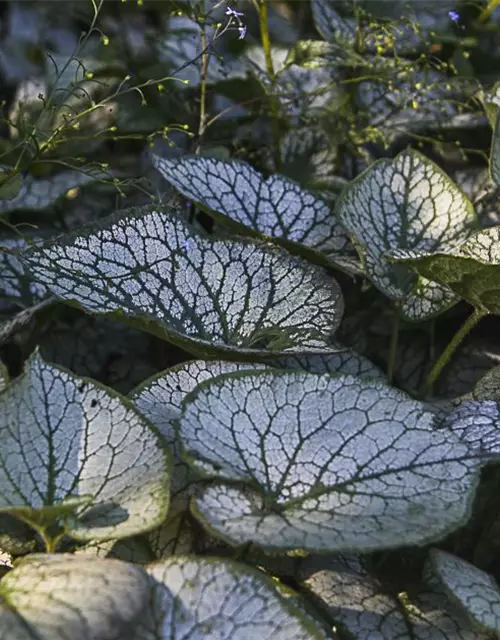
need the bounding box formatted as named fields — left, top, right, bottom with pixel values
left=391, top=225, right=500, bottom=314
left=336, top=149, right=476, bottom=320
left=152, top=155, right=355, bottom=271
left=0, top=554, right=149, bottom=640
left=430, top=549, right=500, bottom=635
left=269, top=347, right=385, bottom=380
left=301, top=553, right=489, bottom=639
left=131, top=360, right=269, bottom=558
left=131, top=556, right=325, bottom=639
left=0, top=351, right=170, bottom=541
left=442, top=400, right=500, bottom=458
left=22, top=206, right=344, bottom=356
left=179, top=369, right=481, bottom=553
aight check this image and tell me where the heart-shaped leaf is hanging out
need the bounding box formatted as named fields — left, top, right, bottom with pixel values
left=152, top=155, right=354, bottom=271
left=22, top=206, right=344, bottom=357
left=336, top=149, right=476, bottom=320
left=430, top=549, right=500, bottom=635
left=131, top=556, right=325, bottom=639
left=178, top=370, right=481, bottom=553
left=0, top=350, right=170, bottom=542
left=0, top=554, right=149, bottom=640
left=301, top=553, right=489, bottom=639
left=390, top=225, right=500, bottom=314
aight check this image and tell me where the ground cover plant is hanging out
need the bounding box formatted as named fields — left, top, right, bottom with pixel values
left=3, top=0, right=500, bottom=637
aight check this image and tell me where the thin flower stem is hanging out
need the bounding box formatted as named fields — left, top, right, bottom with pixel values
left=420, top=308, right=487, bottom=398
left=387, top=310, right=400, bottom=385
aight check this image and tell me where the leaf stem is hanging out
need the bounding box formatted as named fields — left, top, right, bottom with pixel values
left=196, top=5, right=209, bottom=153
left=387, top=310, right=400, bottom=385
left=420, top=308, right=486, bottom=398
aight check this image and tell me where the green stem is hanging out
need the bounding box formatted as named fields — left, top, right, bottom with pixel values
left=420, top=308, right=486, bottom=398
left=387, top=311, right=400, bottom=385
left=257, top=0, right=281, bottom=170
left=479, top=0, right=500, bottom=22
left=196, top=12, right=209, bottom=154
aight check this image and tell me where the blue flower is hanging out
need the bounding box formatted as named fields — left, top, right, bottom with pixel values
left=238, top=25, right=247, bottom=39
left=448, top=9, right=460, bottom=22
left=226, top=7, right=244, bottom=18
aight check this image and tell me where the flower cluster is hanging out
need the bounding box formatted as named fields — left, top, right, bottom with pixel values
left=226, top=6, right=247, bottom=40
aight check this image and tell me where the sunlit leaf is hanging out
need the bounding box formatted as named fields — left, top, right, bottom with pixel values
left=391, top=225, right=500, bottom=314
left=0, top=554, right=149, bottom=640
left=131, top=360, right=269, bottom=558
left=152, top=155, right=353, bottom=271
left=336, top=149, right=476, bottom=320
left=131, top=556, right=325, bottom=639
left=179, top=369, right=481, bottom=553
left=301, top=553, right=489, bottom=639
left=22, top=205, right=344, bottom=357
left=0, top=350, right=170, bottom=542
left=430, top=549, right=500, bottom=635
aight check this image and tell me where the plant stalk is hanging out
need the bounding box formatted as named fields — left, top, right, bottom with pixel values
left=420, top=308, right=486, bottom=398
left=387, top=311, right=400, bottom=385
left=479, top=0, right=500, bottom=22
left=257, top=0, right=281, bottom=170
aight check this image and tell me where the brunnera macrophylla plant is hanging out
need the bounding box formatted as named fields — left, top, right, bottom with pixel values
left=3, top=0, right=500, bottom=637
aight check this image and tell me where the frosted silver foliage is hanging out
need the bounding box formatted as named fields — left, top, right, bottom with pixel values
left=131, top=361, right=269, bottom=559
left=22, top=207, right=344, bottom=356
left=302, top=553, right=489, bottom=639
left=131, top=556, right=324, bottom=639
left=336, top=149, right=474, bottom=320
left=0, top=351, right=170, bottom=541
left=443, top=401, right=500, bottom=458
left=392, top=226, right=500, bottom=314
left=179, top=370, right=481, bottom=553
left=431, top=549, right=500, bottom=635
left=0, top=168, right=105, bottom=214
left=152, top=155, right=352, bottom=266
left=0, top=554, right=149, bottom=640
left=311, top=0, right=356, bottom=45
